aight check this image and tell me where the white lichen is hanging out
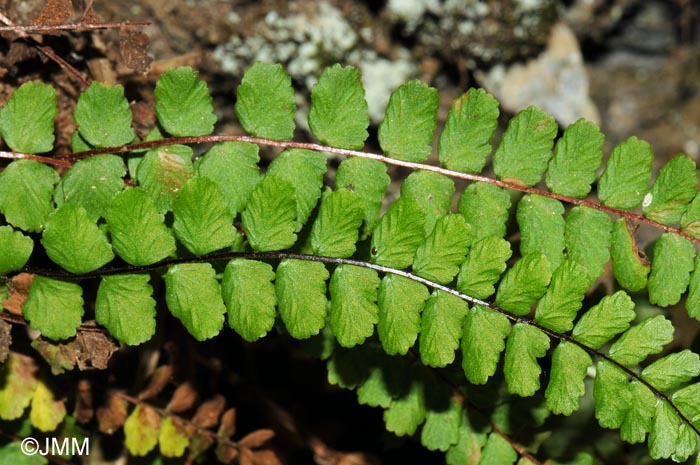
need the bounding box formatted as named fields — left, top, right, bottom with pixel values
left=213, top=1, right=417, bottom=126
left=387, top=0, right=440, bottom=30
left=359, top=51, right=416, bottom=123
left=213, top=1, right=357, bottom=82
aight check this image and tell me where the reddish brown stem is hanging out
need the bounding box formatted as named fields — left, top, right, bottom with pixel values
left=68, top=135, right=700, bottom=245
left=0, top=151, right=73, bottom=168
left=0, top=20, right=150, bottom=33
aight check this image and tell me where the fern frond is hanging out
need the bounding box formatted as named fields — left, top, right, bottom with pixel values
left=3, top=62, right=700, bottom=464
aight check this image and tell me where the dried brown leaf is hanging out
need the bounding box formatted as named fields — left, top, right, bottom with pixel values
left=217, top=407, right=236, bottom=439
left=31, top=338, right=78, bottom=375
left=238, top=429, right=275, bottom=449
left=247, top=449, right=283, bottom=465
left=74, top=330, right=117, bottom=370
left=73, top=379, right=93, bottom=423
left=310, top=437, right=381, bottom=465
left=33, top=0, right=74, bottom=26
left=0, top=319, right=11, bottom=363
left=79, top=0, right=100, bottom=23
left=239, top=447, right=255, bottom=465
left=138, top=364, right=173, bottom=401
left=192, top=394, right=225, bottom=429
left=4, top=42, right=37, bottom=67
left=31, top=329, right=117, bottom=375
left=97, top=390, right=129, bottom=434
left=4, top=273, right=33, bottom=315
left=119, top=25, right=152, bottom=74
left=167, top=381, right=198, bottom=413
left=216, top=442, right=239, bottom=464
left=131, top=101, right=156, bottom=135
left=336, top=452, right=381, bottom=465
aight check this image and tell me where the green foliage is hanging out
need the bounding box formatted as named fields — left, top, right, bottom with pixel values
left=413, top=214, right=471, bottom=283
left=30, top=379, right=66, bottom=432
left=456, top=235, right=512, bottom=299
left=594, top=360, right=656, bottom=442
left=308, top=188, right=365, bottom=258
left=154, top=66, right=216, bottom=137
left=534, top=260, right=589, bottom=332
left=54, top=155, right=126, bottom=222
left=195, top=141, right=261, bottom=215
left=688, top=253, right=700, bottom=319
left=462, top=305, right=510, bottom=384
left=682, top=189, right=700, bottom=238
left=0, top=225, right=33, bottom=275
left=0, top=441, right=47, bottom=465
left=3, top=63, right=700, bottom=465
left=517, top=194, right=565, bottom=271
left=643, top=154, right=698, bottom=224
left=479, top=433, right=517, bottom=465
left=105, top=187, right=177, bottom=266
left=23, top=276, right=84, bottom=340
left=159, top=416, right=189, bottom=457
left=377, top=275, right=429, bottom=355
left=165, top=263, right=226, bottom=341
left=419, top=291, right=468, bottom=367
left=370, top=197, right=425, bottom=268
left=492, top=106, right=557, bottom=186
left=571, top=291, right=636, bottom=349
left=504, top=323, right=550, bottom=397
left=608, top=315, right=674, bottom=367
left=642, top=350, right=700, bottom=391
left=74, top=82, right=134, bottom=148
left=564, top=206, right=612, bottom=283
left=241, top=175, right=297, bottom=251
left=598, top=137, right=654, bottom=209
left=275, top=259, right=329, bottom=339
left=495, top=253, right=551, bottom=315
left=136, top=145, right=195, bottom=213
left=0, top=160, right=59, bottom=232
left=383, top=372, right=427, bottom=436
left=458, top=182, right=511, bottom=241
left=95, top=274, right=156, bottom=346
left=329, top=265, right=379, bottom=348
left=610, top=218, right=650, bottom=292
left=124, top=405, right=160, bottom=456
left=438, top=88, right=499, bottom=174
left=0, top=82, right=56, bottom=153
left=309, top=64, right=369, bottom=149
left=545, top=118, right=604, bottom=198
left=172, top=176, right=238, bottom=255
left=41, top=203, right=114, bottom=274
left=335, top=157, right=390, bottom=235
left=421, top=395, right=462, bottom=452
left=647, top=233, right=694, bottom=306
left=378, top=80, right=439, bottom=162
left=266, top=149, right=326, bottom=230
left=401, top=170, right=455, bottom=235
left=545, top=342, right=591, bottom=415
left=222, top=259, right=276, bottom=342
left=235, top=62, right=295, bottom=140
